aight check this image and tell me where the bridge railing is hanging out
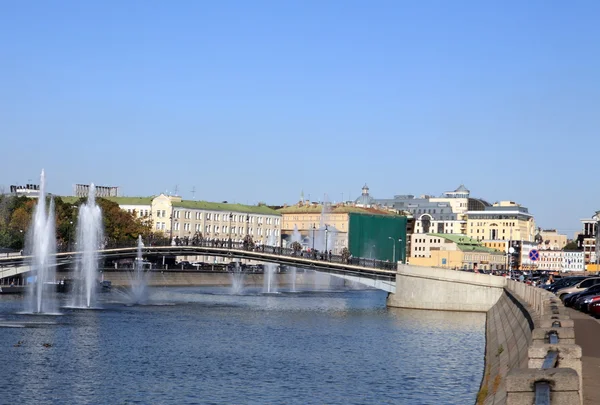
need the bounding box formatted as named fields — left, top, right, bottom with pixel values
left=49, top=238, right=399, bottom=273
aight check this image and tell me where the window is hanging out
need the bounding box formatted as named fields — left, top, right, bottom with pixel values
left=196, top=212, right=200, bottom=220
left=175, top=222, right=180, bottom=231
left=161, top=210, right=166, bottom=218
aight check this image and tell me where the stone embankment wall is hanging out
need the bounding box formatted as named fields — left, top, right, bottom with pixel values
left=478, top=281, right=582, bottom=405
left=387, top=265, right=506, bottom=312
left=478, top=290, right=534, bottom=405
left=100, top=271, right=331, bottom=288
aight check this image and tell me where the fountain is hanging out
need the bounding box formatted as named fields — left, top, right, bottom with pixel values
left=26, top=169, right=59, bottom=314
left=263, top=233, right=278, bottom=293
left=288, top=225, right=303, bottom=292
left=230, top=261, right=245, bottom=294
left=70, top=183, right=104, bottom=309
left=304, top=196, right=340, bottom=290
left=128, top=235, right=150, bottom=304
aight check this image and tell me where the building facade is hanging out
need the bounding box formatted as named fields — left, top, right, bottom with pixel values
left=278, top=201, right=407, bottom=260
left=579, top=214, right=600, bottom=268
left=367, top=184, right=479, bottom=235
left=81, top=194, right=281, bottom=246
left=409, top=233, right=505, bottom=271
left=538, top=250, right=563, bottom=272
left=74, top=184, right=120, bottom=198
left=466, top=201, right=536, bottom=243
left=563, top=251, right=585, bottom=272
left=539, top=229, right=568, bottom=251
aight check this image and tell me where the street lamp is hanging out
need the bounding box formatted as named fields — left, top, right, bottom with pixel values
left=399, top=238, right=404, bottom=264
left=595, top=211, right=600, bottom=269
left=68, top=221, right=73, bottom=251
left=312, top=224, right=316, bottom=251
left=324, top=225, right=329, bottom=255
left=228, top=212, right=233, bottom=248
left=388, top=237, right=395, bottom=263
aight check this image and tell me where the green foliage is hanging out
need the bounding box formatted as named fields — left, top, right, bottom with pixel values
left=291, top=241, right=302, bottom=253
left=564, top=240, right=580, bottom=250
left=95, top=198, right=153, bottom=243
left=0, top=195, right=152, bottom=250
left=341, top=247, right=351, bottom=262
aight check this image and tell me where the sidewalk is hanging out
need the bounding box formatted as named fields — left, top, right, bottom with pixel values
left=566, top=308, right=600, bottom=405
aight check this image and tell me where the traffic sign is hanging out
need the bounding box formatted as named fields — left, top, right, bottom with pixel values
left=529, top=249, right=539, bottom=261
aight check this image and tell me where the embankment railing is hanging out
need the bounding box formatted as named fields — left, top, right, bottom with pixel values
left=505, top=280, right=582, bottom=405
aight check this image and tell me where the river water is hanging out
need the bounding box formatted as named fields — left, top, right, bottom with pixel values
left=0, top=287, right=485, bottom=405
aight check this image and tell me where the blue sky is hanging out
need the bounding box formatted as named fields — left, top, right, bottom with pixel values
left=1, top=0, right=599, bottom=236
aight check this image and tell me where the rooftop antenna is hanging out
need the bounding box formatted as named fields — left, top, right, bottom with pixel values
left=174, top=184, right=179, bottom=196
left=191, top=186, right=196, bottom=200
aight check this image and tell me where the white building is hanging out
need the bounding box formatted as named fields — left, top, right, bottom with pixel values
left=538, top=250, right=563, bottom=272
left=563, top=251, right=585, bottom=272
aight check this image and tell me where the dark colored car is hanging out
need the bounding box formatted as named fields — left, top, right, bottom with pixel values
left=566, top=284, right=600, bottom=308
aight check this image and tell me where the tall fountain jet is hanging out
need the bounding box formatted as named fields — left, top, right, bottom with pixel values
left=289, top=225, right=303, bottom=292
left=263, top=232, right=279, bottom=293
left=27, top=169, right=59, bottom=314
left=129, top=235, right=150, bottom=304
left=71, top=184, right=104, bottom=308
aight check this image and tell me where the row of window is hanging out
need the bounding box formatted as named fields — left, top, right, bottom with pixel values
left=172, top=211, right=280, bottom=225
left=171, top=222, right=280, bottom=237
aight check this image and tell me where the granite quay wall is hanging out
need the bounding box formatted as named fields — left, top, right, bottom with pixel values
left=386, top=265, right=506, bottom=312
left=479, top=281, right=582, bottom=405
left=94, top=271, right=334, bottom=288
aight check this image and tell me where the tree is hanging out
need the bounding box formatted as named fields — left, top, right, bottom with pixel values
left=291, top=241, right=302, bottom=255
left=94, top=198, right=153, bottom=244
left=341, top=247, right=351, bottom=263
left=564, top=240, right=581, bottom=251
left=243, top=235, right=255, bottom=250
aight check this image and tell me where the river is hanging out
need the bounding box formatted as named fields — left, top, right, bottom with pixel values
left=0, top=287, right=485, bottom=405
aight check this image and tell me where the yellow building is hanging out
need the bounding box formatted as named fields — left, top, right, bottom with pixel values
left=466, top=201, right=536, bottom=243
left=410, top=233, right=506, bottom=271
left=539, top=229, right=568, bottom=250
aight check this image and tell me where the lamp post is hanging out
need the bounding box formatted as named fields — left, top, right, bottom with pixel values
left=388, top=236, right=396, bottom=263
left=68, top=221, right=73, bottom=251
left=595, top=211, right=600, bottom=269
left=312, top=224, right=316, bottom=251
left=324, top=225, right=329, bottom=255
left=228, top=212, right=233, bottom=248
left=399, top=238, right=404, bottom=264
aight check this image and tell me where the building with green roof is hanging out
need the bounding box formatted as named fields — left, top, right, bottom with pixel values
left=409, top=233, right=506, bottom=271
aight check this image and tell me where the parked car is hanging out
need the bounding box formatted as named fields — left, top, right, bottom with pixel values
left=575, top=293, right=600, bottom=312
left=567, top=284, right=600, bottom=308
left=547, top=276, right=587, bottom=293
left=588, top=300, right=600, bottom=317
left=556, top=277, right=600, bottom=300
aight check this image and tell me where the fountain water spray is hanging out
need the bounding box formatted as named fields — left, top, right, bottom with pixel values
left=230, top=261, right=245, bottom=294
left=289, top=225, right=303, bottom=292
left=71, top=184, right=103, bottom=308
left=129, top=235, right=150, bottom=304
left=26, top=169, right=59, bottom=314
left=263, top=232, right=279, bottom=293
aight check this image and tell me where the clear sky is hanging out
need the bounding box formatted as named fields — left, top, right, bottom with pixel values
left=1, top=0, right=599, bottom=236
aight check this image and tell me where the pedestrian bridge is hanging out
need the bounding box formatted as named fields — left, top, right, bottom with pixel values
left=0, top=242, right=509, bottom=311
left=0, top=243, right=398, bottom=293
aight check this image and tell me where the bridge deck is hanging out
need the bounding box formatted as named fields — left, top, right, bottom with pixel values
left=0, top=245, right=398, bottom=291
